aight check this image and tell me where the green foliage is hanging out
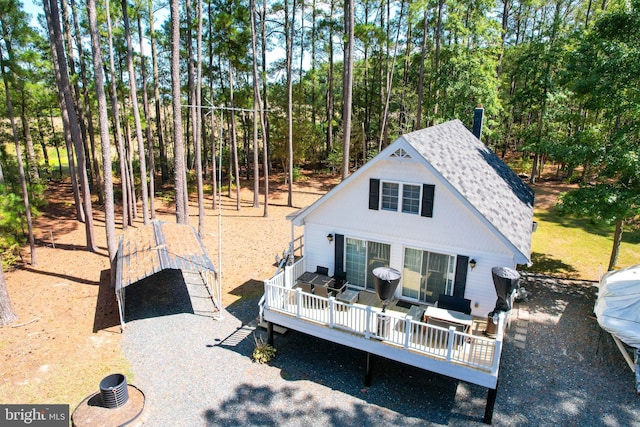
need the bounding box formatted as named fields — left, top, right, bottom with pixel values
left=0, top=188, right=27, bottom=268
left=524, top=186, right=640, bottom=279
left=252, top=335, right=276, bottom=364
left=558, top=1, right=640, bottom=224
left=558, top=184, right=640, bottom=225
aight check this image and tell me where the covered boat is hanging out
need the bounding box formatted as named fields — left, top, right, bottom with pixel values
left=595, top=264, right=640, bottom=394
left=595, top=264, right=640, bottom=348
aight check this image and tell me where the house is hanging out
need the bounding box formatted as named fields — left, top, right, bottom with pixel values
left=260, top=110, right=534, bottom=424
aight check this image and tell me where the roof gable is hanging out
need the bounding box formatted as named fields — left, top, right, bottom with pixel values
left=292, top=119, right=534, bottom=263
left=400, top=120, right=534, bottom=262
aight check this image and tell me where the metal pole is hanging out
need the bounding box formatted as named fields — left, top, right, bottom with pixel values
left=216, top=109, right=224, bottom=320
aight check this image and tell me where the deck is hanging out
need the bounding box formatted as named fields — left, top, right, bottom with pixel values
left=259, top=259, right=505, bottom=392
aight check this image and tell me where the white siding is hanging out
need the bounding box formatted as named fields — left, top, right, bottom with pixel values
left=300, top=156, right=521, bottom=317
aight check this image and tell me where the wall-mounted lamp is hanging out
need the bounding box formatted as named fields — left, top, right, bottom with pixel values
left=469, top=259, right=477, bottom=270
left=327, top=233, right=334, bottom=243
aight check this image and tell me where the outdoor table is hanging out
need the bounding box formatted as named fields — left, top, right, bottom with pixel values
left=424, top=305, right=473, bottom=333
left=297, top=271, right=345, bottom=295
left=337, top=289, right=358, bottom=304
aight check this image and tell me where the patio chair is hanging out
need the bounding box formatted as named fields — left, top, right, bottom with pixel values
left=333, top=270, right=347, bottom=286
left=316, top=266, right=329, bottom=276
left=436, top=294, right=472, bottom=315
left=294, top=282, right=314, bottom=308
left=314, top=286, right=330, bottom=298
left=295, top=282, right=313, bottom=294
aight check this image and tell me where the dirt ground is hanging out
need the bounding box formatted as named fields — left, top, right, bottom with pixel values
left=0, top=174, right=337, bottom=408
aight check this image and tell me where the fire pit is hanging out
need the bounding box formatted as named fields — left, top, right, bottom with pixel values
left=99, top=373, right=129, bottom=408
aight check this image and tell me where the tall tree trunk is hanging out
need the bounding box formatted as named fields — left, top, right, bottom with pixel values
left=261, top=0, right=271, bottom=170
left=186, top=0, right=194, bottom=172
left=0, top=48, right=36, bottom=266
left=342, top=0, right=354, bottom=180
left=60, top=0, right=94, bottom=196
left=228, top=62, right=241, bottom=211
left=0, top=257, right=17, bottom=325
left=49, top=107, right=64, bottom=180
left=378, top=1, right=405, bottom=151
left=195, top=0, right=205, bottom=236
left=137, top=12, right=155, bottom=220
left=171, top=0, right=188, bottom=224
left=285, top=0, right=295, bottom=206
left=44, top=0, right=97, bottom=252
left=208, top=0, right=217, bottom=210
left=105, top=0, right=128, bottom=230
left=87, top=0, right=116, bottom=262
left=70, top=0, right=103, bottom=204
left=399, top=10, right=412, bottom=134
left=310, top=0, right=317, bottom=129
left=608, top=219, right=623, bottom=271
left=325, top=0, right=335, bottom=155
left=497, top=0, right=511, bottom=78
left=35, top=113, right=50, bottom=171
left=122, top=0, right=149, bottom=224
left=432, top=0, right=444, bottom=123
left=416, top=7, right=429, bottom=130
left=149, top=0, right=167, bottom=185
left=251, top=0, right=262, bottom=210
left=19, top=90, right=39, bottom=182
left=123, top=115, right=137, bottom=222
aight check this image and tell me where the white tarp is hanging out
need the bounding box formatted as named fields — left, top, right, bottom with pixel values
left=595, top=264, right=640, bottom=349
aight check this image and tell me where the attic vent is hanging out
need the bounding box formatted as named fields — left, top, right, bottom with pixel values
left=390, top=148, right=411, bottom=159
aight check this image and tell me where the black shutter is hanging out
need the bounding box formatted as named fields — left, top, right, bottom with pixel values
left=453, top=255, right=469, bottom=297
left=369, top=179, right=380, bottom=210
left=421, top=184, right=435, bottom=217
left=335, top=234, right=345, bottom=274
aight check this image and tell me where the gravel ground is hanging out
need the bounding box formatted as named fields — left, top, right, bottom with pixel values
left=122, top=271, right=640, bottom=426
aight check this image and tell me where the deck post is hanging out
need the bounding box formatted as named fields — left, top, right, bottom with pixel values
left=267, top=321, right=274, bottom=346
left=364, top=352, right=373, bottom=387
left=483, top=380, right=498, bottom=424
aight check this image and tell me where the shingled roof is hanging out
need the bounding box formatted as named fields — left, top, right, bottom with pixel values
left=115, top=220, right=215, bottom=291
left=400, top=119, right=534, bottom=263
left=114, top=220, right=217, bottom=328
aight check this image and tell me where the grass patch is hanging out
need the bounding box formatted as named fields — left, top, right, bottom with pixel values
left=524, top=199, right=640, bottom=280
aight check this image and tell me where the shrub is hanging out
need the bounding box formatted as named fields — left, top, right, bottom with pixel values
left=252, top=335, right=276, bottom=364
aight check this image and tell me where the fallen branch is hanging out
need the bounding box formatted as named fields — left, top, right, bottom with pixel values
left=11, top=318, right=40, bottom=328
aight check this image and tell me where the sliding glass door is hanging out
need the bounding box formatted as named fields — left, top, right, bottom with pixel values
left=345, top=238, right=390, bottom=290
left=402, top=248, right=455, bottom=303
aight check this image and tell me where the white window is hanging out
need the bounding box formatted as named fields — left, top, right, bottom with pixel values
left=381, top=182, right=399, bottom=211
left=402, top=184, right=421, bottom=214
left=381, top=181, right=421, bottom=215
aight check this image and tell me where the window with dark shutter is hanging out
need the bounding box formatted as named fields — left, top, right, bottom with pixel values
left=421, top=184, right=435, bottom=217
left=369, top=179, right=380, bottom=210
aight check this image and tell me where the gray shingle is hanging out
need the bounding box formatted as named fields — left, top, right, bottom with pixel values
left=402, top=120, right=534, bottom=263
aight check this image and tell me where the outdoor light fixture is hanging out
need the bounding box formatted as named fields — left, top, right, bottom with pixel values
left=327, top=233, right=334, bottom=243
left=469, top=259, right=477, bottom=269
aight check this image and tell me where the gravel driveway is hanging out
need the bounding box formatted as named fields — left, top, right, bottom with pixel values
left=122, top=271, right=640, bottom=426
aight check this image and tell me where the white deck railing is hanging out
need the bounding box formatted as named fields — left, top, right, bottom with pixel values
left=263, top=271, right=504, bottom=374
